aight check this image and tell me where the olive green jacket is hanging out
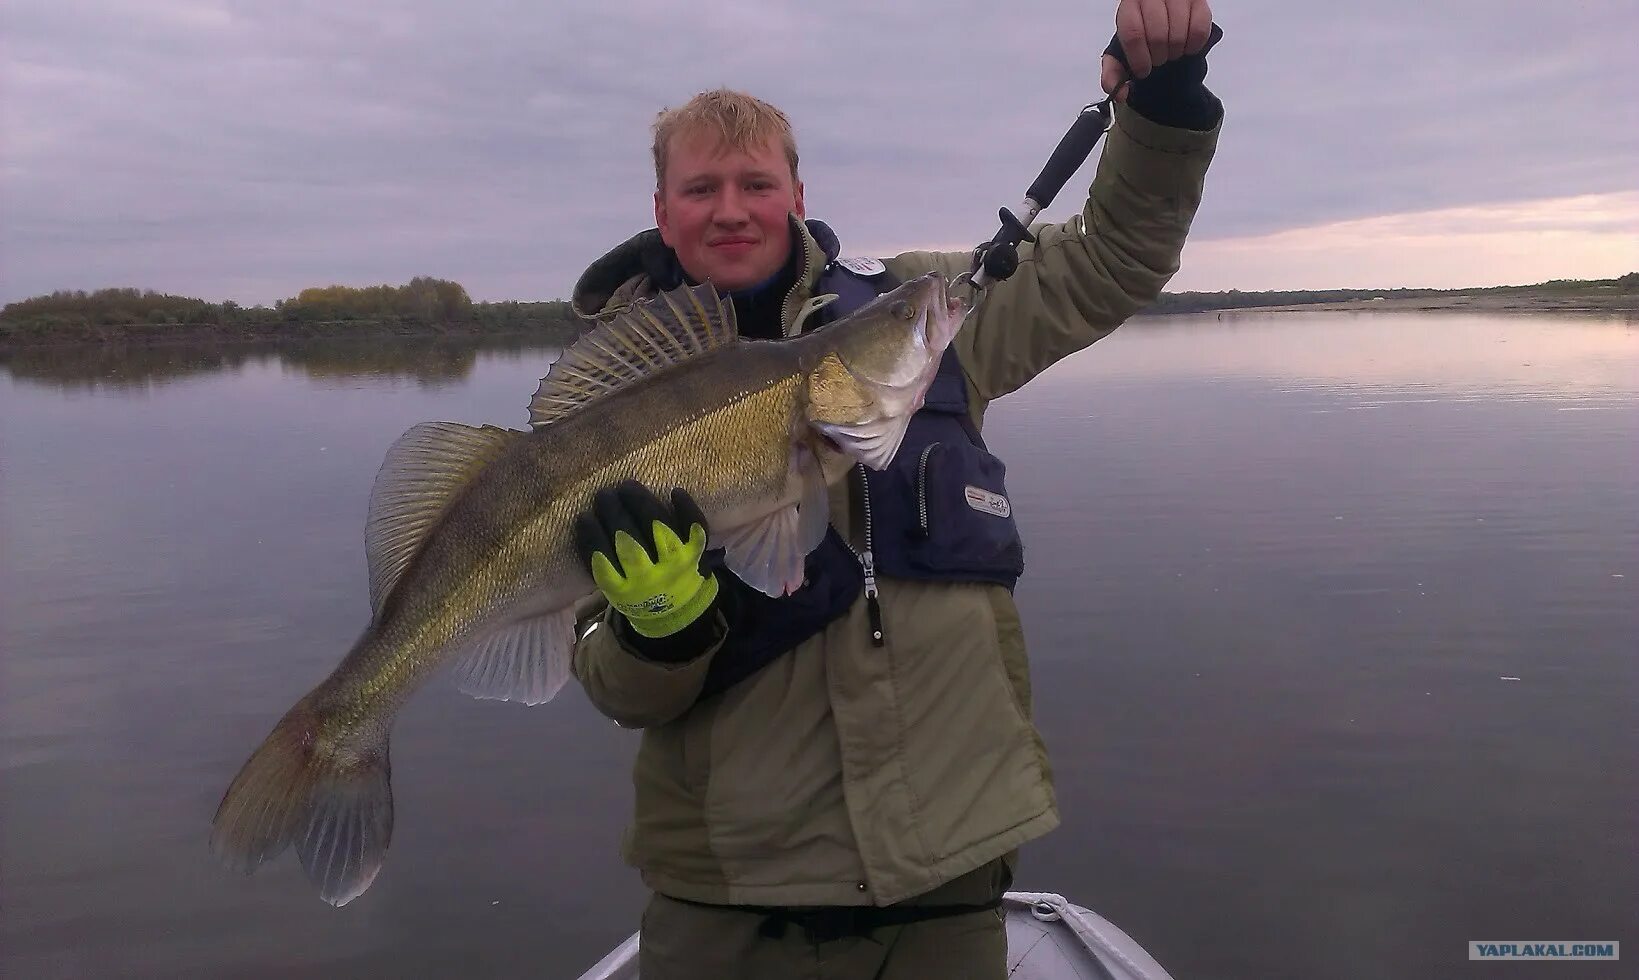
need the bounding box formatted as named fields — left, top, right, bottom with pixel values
left=570, top=105, right=1220, bottom=907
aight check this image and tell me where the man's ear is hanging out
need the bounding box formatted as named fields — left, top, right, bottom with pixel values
left=654, top=190, right=673, bottom=246
left=792, top=180, right=806, bottom=219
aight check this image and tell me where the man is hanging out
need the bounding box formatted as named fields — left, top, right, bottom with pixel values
left=569, top=3, right=1222, bottom=976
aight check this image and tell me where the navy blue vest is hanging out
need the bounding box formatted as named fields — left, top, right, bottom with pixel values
left=696, top=261, right=1025, bottom=701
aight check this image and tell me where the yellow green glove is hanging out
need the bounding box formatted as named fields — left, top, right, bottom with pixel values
left=573, top=480, right=718, bottom=639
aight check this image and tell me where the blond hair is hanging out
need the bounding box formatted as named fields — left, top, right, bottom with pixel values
left=651, top=88, right=799, bottom=190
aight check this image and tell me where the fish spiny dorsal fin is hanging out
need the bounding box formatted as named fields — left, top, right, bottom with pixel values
left=528, top=282, right=737, bottom=429
left=365, top=421, right=519, bottom=617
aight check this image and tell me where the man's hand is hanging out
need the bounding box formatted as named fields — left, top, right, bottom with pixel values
left=574, top=480, right=719, bottom=640
left=1101, top=0, right=1215, bottom=102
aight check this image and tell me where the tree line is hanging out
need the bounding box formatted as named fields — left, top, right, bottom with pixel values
left=5, top=273, right=1634, bottom=346
left=0, top=278, right=582, bottom=345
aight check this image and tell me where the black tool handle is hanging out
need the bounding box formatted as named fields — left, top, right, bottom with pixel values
left=1024, top=101, right=1112, bottom=209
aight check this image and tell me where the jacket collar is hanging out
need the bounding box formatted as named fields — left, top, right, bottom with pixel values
left=571, top=215, right=841, bottom=338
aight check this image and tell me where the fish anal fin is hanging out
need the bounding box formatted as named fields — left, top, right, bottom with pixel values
left=366, top=422, right=519, bottom=616
left=529, top=283, right=738, bottom=428
left=452, top=606, right=578, bottom=706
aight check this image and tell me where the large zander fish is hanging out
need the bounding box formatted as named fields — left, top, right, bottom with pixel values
left=210, top=271, right=968, bottom=905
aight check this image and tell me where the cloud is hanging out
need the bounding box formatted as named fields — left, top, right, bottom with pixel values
left=1169, top=191, right=1639, bottom=291
left=2, top=0, right=1635, bottom=305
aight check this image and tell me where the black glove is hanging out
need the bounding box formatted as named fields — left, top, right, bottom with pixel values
left=1105, top=23, right=1224, bottom=132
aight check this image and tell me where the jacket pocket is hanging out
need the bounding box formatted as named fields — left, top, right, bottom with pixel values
left=897, top=440, right=1024, bottom=582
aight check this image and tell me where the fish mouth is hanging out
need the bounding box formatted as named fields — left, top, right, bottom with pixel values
left=917, top=275, right=968, bottom=352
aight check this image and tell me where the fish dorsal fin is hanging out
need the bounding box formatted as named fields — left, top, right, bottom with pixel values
left=529, top=282, right=737, bottom=429
left=365, top=421, right=519, bottom=616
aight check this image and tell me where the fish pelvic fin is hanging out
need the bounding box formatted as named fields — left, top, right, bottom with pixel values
left=367, top=422, right=520, bottom=617
left=210, top=701, right=393, bottom=907
left=529, top=282, right=737, bottom=428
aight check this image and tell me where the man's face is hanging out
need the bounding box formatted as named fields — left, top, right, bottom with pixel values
left=655, top=131, right=805, bottom=292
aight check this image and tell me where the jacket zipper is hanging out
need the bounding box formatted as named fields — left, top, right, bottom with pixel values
left=914, top=443, right=939, bottom=539
left=780, top=226, right=817, bottom=338
left=846, top=463, right=885, bottom=647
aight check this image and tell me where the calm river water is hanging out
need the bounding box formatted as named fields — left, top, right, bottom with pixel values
left=2, top=312, right=1635, bottom=979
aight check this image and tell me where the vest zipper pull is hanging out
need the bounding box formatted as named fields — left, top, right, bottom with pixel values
left=854, top=463, right=886, bottom=647
left=860, top=549, right=885, bottom=647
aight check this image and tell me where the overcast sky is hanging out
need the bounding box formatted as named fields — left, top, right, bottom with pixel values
left=3, top=0, right=1636, bottom=305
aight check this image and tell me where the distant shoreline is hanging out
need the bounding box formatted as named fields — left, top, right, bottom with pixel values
left=1164, top=293, right=1639, bottom=317
left=0, top=321, right=581, bottom=350
left=3, top=278, right=1634, bottom=348
left=2, top=300, right=1631, bottom=350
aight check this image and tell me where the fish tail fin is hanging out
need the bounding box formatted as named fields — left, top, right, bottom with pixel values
left=210, top=700, right=393, bottom=907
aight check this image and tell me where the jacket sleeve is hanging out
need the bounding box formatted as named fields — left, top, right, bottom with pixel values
left=883, top=105, right=1221, bottom=403
left=570, top=596, right=726, bottom=728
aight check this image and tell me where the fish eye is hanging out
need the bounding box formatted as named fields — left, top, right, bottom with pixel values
left=890, top=300, right=914, bottom=321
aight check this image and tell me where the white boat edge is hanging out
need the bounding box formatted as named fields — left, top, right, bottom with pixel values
left=574, top=890, right=1177, bottom=980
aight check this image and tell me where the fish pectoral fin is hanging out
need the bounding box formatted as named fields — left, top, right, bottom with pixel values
left=366, top=422, right=520, bottom=617
left=794, top=441, right=832, bottom=554
left=451, top=607, right=577, bottom=706
left=811, top=412, right=912, bottom=471
left=717, top=444, right=833, bottom=598
left=719, top=507, right=809, bottom=597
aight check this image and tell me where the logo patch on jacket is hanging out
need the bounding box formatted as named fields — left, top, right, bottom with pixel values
left=836, top=256, right=886, bottom=277
left=964, top=485, right=1011, bottom=518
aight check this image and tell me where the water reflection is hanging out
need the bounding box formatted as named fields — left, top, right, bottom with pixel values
left=1104, top=311, right=1639, bottom=392
left=2, top=313, right=1636, bottom=980
left=0, top=337, right=561, bottom=392
left=7, top=311, right=1633, bottom=395
left=1, top=344, right=268, bottom=391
